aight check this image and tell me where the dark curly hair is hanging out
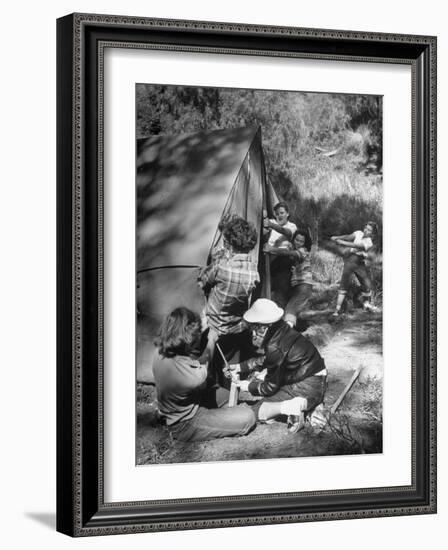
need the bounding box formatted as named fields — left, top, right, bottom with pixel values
left=273, top=201, right=290, bottom=214
left=365, top=221, right=379, bottom=241
left=218, top=214, right=258, bottom=253
left=293, top=228, right=312, bottom=252
left=154, top=307, right=202, bottom=358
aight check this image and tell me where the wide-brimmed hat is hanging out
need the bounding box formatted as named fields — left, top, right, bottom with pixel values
left=243, top=299, right=284, bottom=325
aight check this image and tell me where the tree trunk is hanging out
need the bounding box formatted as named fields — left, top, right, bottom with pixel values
left=314, top=218, right=319, bottom=250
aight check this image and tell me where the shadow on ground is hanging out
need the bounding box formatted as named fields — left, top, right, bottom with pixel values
left=25, top=512, right=56, bottom=530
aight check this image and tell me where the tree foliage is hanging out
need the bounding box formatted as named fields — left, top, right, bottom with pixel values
left=136, top=85, right=382, bottom=247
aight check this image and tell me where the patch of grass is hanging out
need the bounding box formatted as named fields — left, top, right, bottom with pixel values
left=137, top=382, right=156, bottom=404
left=311, top=249, right=344, bottom=285
left=137, top=426, right=175, bottom=465
left=308, top=284, right=337, bottom=312
left=323, top=412, right=365, bottom=454
left=357, top=376, right=383, bottom=422
left=312, top=373, right=383, bottom=455
left=309, top=248, right=383, bottom=312
left=137, top=384, right=160, bottom=423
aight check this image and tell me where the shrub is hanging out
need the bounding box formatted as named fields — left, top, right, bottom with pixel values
left=311, top=248, right=344, bottom=285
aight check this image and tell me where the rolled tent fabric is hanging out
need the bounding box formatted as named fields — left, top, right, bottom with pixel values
left=136, top=126, right=276, bottom=382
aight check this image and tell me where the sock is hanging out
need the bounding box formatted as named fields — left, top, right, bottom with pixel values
left=258, top=403, right=269, bottom=421
left=280, top=397, right=307, bottom=416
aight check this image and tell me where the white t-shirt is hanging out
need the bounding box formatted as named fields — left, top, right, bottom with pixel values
left=268, top=220, right=297, bottom=249
left=350, top=230, right=373, bottom=257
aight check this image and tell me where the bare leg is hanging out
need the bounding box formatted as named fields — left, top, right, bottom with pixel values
left=333, top=291, right=346, bottom=316
left=361, top=290, right=372, bottom=309
left=354, top=266, right=378, bottom=312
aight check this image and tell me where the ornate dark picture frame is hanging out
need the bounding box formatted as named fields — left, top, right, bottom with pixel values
left=56, top=13, right=437, bottom=537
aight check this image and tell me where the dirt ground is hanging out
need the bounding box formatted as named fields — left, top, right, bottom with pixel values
left=136, top=308, right=383, bottom=465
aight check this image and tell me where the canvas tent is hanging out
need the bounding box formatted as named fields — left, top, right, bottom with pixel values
left=136, top=126, right=277, bottom=383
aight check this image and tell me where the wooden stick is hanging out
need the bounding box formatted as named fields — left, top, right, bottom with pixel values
left=228, top=377, right=240, bottom=408
left=215, top=343, right=240, bottom=407
left=215, top=343, right=228, bottom=371
left=264, top=253, right=271, bottom=299
left=330, top=366, right=362, bottom=414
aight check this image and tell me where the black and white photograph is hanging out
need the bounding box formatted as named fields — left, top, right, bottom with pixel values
left=1, top=0, right=442, bottom=544
left=136, top=84, right=383, bottom=465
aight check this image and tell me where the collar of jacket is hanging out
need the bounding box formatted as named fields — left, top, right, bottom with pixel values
left=264, top=319, right=288, bottom=345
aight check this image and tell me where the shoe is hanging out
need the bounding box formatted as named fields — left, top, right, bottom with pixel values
left=363, top=303, right=379, bottom=313
left=309, top=404, right=327, bottom=429
left=331, top=310, right=341, bottom=318
left=287, top=413, right=306, bottom=434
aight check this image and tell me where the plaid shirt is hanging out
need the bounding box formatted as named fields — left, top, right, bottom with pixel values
left=199, top=253, right=260, bottom=335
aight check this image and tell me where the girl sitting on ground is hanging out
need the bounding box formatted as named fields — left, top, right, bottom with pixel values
left=153, top=307, right=256, bottom=442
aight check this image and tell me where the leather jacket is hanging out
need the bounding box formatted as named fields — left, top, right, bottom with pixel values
left=245, top=320, right=326, bottom=397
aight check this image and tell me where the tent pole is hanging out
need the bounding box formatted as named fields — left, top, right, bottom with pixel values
left=259, top=127, right=271, bottom=299
left=264, top=252, right=271, bottom=299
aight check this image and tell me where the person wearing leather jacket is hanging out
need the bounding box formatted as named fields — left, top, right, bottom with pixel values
left=228, top=299, right=327, bottom=433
